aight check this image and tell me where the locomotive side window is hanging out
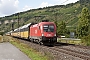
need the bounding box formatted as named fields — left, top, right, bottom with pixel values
left=43, top=25, right=54, bottom=32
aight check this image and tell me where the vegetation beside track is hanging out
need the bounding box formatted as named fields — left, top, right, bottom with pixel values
left=1, top=36, right=49, bottom=60
left=58, top=38, right=81, bottom=45
left=81, top=34, right=90, bottom=46
left=0, top=35, right=3, bottom=42
left=58, top=36, right=90, bottom=46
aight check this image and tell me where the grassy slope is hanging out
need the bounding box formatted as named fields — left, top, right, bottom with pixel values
left=0, top=0, right=90, bottom=32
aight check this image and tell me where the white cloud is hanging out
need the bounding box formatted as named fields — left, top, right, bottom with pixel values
left=39, top=2, right=53, bottom=8
left=22, top=5, right=33, bottom=11
left=14, top=0, right=19, bottom=7
left=0, top=0, right=19, bottom=17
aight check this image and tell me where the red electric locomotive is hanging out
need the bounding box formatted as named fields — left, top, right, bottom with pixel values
left=29, top=20, right=57, bottom=46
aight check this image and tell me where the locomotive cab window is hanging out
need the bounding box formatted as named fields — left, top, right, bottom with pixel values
left=43, top=24, right=54, bottom=32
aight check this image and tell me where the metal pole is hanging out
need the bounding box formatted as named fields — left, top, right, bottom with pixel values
left=12, top=23, right=14, bottom=31
left=18, top=13, right=19, bottom=28
left=17, top=13, right=20, bottom=37
left=55, top=13, right=57, bottom=28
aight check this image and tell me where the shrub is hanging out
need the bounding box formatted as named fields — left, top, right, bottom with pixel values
left=81, top=34, right=90, bottom=46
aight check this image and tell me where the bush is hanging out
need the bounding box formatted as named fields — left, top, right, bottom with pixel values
left=81, top=34, right=90, bottom=46
left=0, top=32, right=4, bottom=35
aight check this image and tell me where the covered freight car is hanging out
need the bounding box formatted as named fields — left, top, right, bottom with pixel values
left=11, top=23, right=35, bottom=39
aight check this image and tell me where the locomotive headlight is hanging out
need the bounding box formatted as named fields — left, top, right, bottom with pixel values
left=54, top=34, right=56, bottom=36
left=42, top=33, right=44, bottom=36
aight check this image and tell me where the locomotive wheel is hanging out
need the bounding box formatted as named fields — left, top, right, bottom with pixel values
left=39, top=41, right=43, bottom=45
left=31, top=38, right=34, bottom=42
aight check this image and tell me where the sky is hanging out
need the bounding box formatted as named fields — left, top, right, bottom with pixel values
left=0, top=0, right=79, bottom=17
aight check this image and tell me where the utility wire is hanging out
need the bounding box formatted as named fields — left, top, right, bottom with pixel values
left=61, top=0, right=69, bottom=4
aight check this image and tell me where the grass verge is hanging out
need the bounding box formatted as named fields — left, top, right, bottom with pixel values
left=9, top=37, right=49, bottom=60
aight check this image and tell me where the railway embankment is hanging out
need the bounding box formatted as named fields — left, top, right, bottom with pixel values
left=1, top=36, right=90, bottom=60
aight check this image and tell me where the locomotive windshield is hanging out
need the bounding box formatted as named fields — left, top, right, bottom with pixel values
left=43, top=24, right=54, bottom=32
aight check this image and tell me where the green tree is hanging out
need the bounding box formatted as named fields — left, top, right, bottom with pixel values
left=57, top=21, right=67, bottom=36
left=77, top=7, right=90, bottom=38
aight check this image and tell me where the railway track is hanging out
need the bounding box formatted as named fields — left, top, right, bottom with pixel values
left=49, top=46, right=90, bottom=60
left=13, top=38, right=90, bottom=60
left=73, top=45, right=90, bottom=50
